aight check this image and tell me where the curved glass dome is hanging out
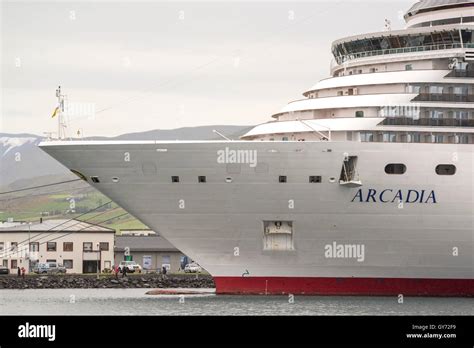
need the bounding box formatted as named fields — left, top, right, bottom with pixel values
left=405, top=0, right=474, bottom=18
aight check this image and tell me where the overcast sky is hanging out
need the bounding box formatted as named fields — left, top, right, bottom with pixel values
left=1, top=0, right=413, bottom=137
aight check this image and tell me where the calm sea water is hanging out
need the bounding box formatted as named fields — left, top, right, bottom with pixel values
left=0, top=289, right=472, bottom=315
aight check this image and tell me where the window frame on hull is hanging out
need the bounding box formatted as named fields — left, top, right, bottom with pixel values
left=435, top=164, right=456, bottom=175
left=385, top=163, right=407, bottom=175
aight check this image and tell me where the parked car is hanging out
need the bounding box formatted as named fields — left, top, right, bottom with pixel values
left=184, top=263, right=202, bottom=273
left=0, top=266, right=9, bottom=275
left=56, top=264, right=67, bottom=273
left=33, top=262, right=66, bottom=274
left=118, top=261, right=142, bottom=273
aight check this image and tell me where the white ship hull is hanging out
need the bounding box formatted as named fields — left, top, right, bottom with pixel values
left=39, top=140, right=474, bottom=296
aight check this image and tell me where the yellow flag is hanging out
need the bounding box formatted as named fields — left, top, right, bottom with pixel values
left=51, top=106, right=59, bottom=118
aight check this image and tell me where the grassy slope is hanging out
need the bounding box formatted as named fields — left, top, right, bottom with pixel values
left=0, top=184, right=148, bottom=232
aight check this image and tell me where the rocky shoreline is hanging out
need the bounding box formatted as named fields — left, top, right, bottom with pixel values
left=0, top=273, right=215, bottom=289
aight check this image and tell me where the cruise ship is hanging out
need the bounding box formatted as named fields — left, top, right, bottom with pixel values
left=40, top=0, right=474, bottom=296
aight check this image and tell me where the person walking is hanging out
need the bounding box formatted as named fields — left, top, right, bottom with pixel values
left=17, top=267, right=21, bottom=277
left=162, top=266, right=167, bottom=279
left=21, top=267, right=26, bottom=279
left=122, top=265, right=127, bottom=278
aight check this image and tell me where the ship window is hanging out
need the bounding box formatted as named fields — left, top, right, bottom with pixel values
left=435, top=164, right=456, bottom=175
left=309, top=176, right=322, bottom=183
left=405, top=64, right=413, bottom=71
left=91, top=176, right=100, bottom=183
left=360, top=132, right=374, bottom=142
left=411, top=133, right=421, bottom=143
left=112, top=177, right=119, bottom=183
left=198, top=176, right=206, bottom=183
left=429, top=86, right=443, bottom=94
left=385, top=163, right=406, bottom=175
left=454, top=86, right=468, bottom=95
left=172, top=176, right=179, bottom=183
left=355, top=111, right=364, bottom=118
left=279, top=175, right=287, bottom=183
left=282, top=137, right=289, bottom=141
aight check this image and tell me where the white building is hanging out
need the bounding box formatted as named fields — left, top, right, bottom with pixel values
left=0, top=219, right=115, bottom=274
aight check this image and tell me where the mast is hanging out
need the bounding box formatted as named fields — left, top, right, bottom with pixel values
left=55, top=86, right=67, bottom=140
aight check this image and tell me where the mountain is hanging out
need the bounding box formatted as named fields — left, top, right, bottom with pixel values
left=90, top=125, right=253, bottom=141
left=0, top=125, right=252, bottom=188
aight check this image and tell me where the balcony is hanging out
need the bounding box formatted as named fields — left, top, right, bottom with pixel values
left=335, top=43, right=463, bottom=65
left=412, top=93, right=474, bottom=103
left=445, top=70, right=474, bottom=78
left=382, top=117, right=474, bottom=127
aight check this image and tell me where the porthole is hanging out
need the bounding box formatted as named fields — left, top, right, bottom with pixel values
left=112, top=177, right=119, bottom=183
left=225, top=177, right=233, bottom=183
left=436, top=164, right=456, bottom=175
left=385, top=163, right=406, bottom=175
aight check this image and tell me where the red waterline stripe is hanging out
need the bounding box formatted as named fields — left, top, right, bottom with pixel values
left=214, top=276, right=474, bottom=297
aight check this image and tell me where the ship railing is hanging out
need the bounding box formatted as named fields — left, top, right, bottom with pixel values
left=382, top=117, right=474, bottom=127
left=335, top=43, right=463, bottom=65
left=445, top=69, right=474, bottom=78
left=412, top=93, right=474, bottom=103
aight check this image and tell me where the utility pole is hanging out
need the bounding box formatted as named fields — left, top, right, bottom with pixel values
left=96, top=242, right=100, bottom=280
left=27, top=222, right=31, bottom=272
